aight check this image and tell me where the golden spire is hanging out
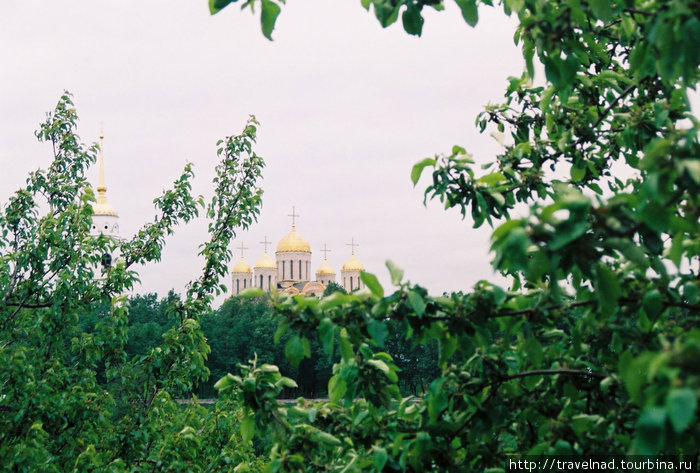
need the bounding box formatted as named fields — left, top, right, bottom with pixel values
left=92, top=124, right=118, bottom=217
left=97, top=124, right=108, bottom=205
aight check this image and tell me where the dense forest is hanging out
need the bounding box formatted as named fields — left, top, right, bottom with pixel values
left=87, top=291, right=439, bottom=399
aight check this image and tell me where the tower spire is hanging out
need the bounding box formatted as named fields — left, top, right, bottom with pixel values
left=97, top=124, right=108, bottom=205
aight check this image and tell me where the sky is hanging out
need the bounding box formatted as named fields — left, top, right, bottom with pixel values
left=0, top=1, right=524, bottom=304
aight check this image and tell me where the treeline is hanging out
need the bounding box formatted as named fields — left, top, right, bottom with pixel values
left=95, top=290, right=438, bottom=399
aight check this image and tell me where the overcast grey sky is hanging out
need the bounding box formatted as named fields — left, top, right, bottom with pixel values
left=1, top=1, right=524, bottom=303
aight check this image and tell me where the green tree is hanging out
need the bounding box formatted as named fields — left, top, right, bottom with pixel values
left=212, top=0, right=700, bottom=470
left=0, top=94, right=267, bottom=471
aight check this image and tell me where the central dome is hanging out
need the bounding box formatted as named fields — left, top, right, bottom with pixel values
left=277, top=227, right=310, bottom=253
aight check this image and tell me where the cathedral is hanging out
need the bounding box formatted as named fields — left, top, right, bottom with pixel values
left=90, top=132, right=365, bottom=297
left=231, top=208, right=366, bottom=297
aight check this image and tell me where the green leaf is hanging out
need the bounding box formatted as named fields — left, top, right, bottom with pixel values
left=260, top=0, right=281, bottom=40
left=642, top=289, right=663, bottom=320
left=570, top=161, right=586, bottom=182
left=633, top=407, right=667, bottom=454
left=595, top=263, right=620, bottom=317
left=318, top=318, right=335, bottom=356
left=368, top=320, right=389, bottom=347
left=402, top=5, right=424, bottom=36
left=329, top=374, right=347, bottom=403
left=408, top=291, right=426, bottom=317
left=373, top=446, right=388, bottom=471
left=589, top=0, right=612, bottom=23
left=339, top=328, right=354, bottom=361
left=214, top=373, right=241, bottom=392
left=454, top=0, right=478, bottom=26
left=367, top=359, right=398, bottom=382
left=209, top=0, right=234, bottom=15
left=240, top=414, right=255, bottom=442
left=666, top=388, right=697, bottom=433
left=411, top=158, right=435, bottom=186
left=386, top=260, right=404, bottom=286
left=361, top=271, right=384, bottom=298
left=285, top=336, right=306, bottom=367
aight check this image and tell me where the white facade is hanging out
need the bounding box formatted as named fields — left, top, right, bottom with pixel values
left=276, top=250, right=312, bottom=283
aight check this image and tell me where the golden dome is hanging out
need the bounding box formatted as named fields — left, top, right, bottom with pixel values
left=232, top=258, right=252, bottom=273
left=255, top=252, right=277, bottom=269
left=316, top=259, right=335, bottom=275
left=92, top=202, right=118, bottom=216
left=342, top=254, right=364, bottom=271
left=277, top=226, right=310, bottom=253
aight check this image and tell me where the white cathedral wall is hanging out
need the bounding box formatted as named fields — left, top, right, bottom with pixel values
left=232, top=273, right=252, bottom=295
left=275, top=251, right=312, bottom=282
left=254, top=267, right=277, bottom=292
left=341, top=270, right=362, bottom=292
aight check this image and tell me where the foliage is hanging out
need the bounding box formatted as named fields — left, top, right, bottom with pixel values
left=0, top=94, right=267, bottom=471
left=211, top=0, right=700, bottom=470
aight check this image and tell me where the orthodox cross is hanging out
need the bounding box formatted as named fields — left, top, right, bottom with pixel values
left=288, top=206, right=299, bottom=227
left=260, top=235, right=271, bottom=253
left=236, top=242, right=249, bottom=259
left=321, top=243, right=331, bottom=260
left=346, top=237, right=359, bottom=255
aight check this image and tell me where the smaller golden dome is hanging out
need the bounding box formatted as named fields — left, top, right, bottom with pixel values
left=277, top=226, right=311, bottom=253
left=342, top=254, right=364, bottom=271
left=316, top=259, right=335, bottom=275
left=232, top=258, right=252, bottom=274
left=92, top=202, right=119, bottom=217
left=255, top=252, right=277, bottom=269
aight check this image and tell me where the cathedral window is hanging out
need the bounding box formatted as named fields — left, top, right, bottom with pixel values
left=260, top=275, right=263, bottom=288
left=282, top=261, right=285, bottom=279
left=299, top=261, right=302, bottom=280
left=290, top=260, right=294, bottom=279
left=268, top=275, right=271, bottom=289
left=236, top=279, right=239, bottom=294
left=244, top=279, right=247, bottom=288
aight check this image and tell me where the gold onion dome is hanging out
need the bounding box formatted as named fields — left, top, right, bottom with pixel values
left=92, top=200, right=118, bottom=216
left=342, top=254, right=364, bottom=271
left=277, top=226, right=310, bottom=253
left=232, top=258, right=252, bottom=274
left=255, top=252, right=277, bottom=269
left=316, top=259, right=335, bottom=275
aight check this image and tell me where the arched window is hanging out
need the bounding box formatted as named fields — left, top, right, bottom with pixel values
left=299, top=260, right=302, bottom=280
left=260, top=274, right=263, bottom=288
left=268, top=275, right=271, bottom=290
left=236, top=279, right=239, bottom=294
left=282, top=261, right=285, bottom=279
left=243, top=279, right=247, bottom=288
left=290, top=260, right=294, bottom=279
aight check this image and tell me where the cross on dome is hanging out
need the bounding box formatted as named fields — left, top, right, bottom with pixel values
left=346, top=237, right=359, bottom=255
left=236, top=242, right=249, bottom=259
left=288, top=206, right=300, bottom=228
left=321, top=243, right=331, bottom=260
left=260, top=235, right=271, bottom=253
